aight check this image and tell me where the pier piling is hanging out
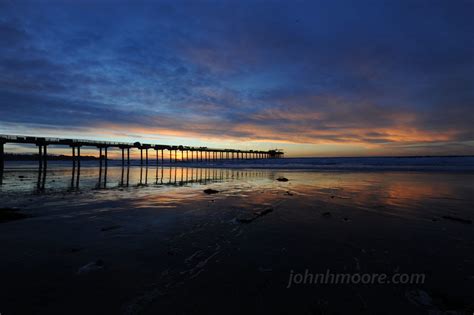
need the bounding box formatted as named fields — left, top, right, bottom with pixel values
left=105, top=147, right=108, bottom=167
left=71, top=146, right=76, bottom=166
left=37, top=145, right=43, bottom=170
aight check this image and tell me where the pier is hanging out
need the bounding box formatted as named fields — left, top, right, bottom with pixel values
left=0, top=134, right=284, bottom=174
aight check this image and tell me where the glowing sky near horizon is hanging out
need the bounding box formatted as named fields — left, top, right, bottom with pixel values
left=1, top=0, right=473, bottom=157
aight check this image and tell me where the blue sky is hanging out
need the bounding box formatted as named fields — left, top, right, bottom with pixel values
left=1, top=0, right=473, bottom=156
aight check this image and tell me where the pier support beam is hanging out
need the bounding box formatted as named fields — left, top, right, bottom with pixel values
left=43, top=145, right=47, bottom=164
left=104, top=147, right=108, bottom=167
left=38, top=145, right=43, bottom=169
left=37, top=144, right=48, bottom=168
left=99, top=147, right=103, bottom=165
left=71, top=146, right=76, bottom=165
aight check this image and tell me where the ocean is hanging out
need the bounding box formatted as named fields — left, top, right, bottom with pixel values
left=3, top=156, right=474, bottom=171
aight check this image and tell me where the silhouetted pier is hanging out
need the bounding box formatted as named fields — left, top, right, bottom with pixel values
left=0, top=134, right=284, bottom=173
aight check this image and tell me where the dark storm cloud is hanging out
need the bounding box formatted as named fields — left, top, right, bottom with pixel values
left=0, top=0, right=473, bottom=154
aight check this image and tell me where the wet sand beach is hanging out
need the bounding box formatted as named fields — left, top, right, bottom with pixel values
left=1, top=163, right=474, bottom=314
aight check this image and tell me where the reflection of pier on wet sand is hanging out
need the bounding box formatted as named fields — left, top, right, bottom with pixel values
left=29, top=163, right=269, bottom=192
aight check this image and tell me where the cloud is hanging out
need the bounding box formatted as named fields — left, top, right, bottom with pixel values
left=0, top=0, right=473, bottom=155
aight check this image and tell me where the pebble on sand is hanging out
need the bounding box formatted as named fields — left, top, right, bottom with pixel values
left=237, top=207, right=274, bottom=224
left=203, top=189, right=220, bottom=194
left=101, top=225, right=122, bottom=231
left=276, top=177, right=289, bottom=182
left=0, top=207, right=29, bottom=223
left=77, top=259, right=105, bottom=275
left=441, top=215, right=472, bottom=224
left=405, top=289, right=433, bottom=307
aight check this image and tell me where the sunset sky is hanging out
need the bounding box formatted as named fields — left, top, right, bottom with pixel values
left=1, top=0, right=473, bottom=157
